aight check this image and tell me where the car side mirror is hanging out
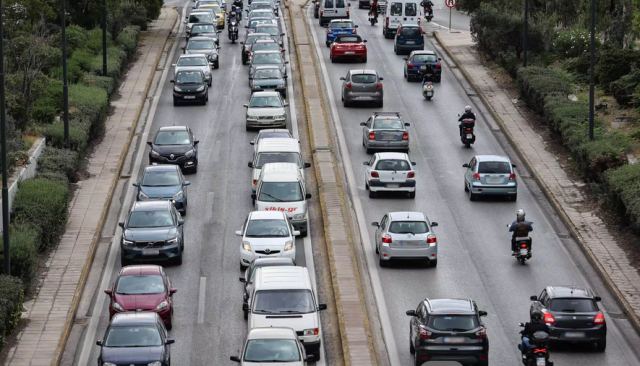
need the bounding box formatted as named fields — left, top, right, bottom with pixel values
left=170, top=79, right=175, bottom=84
left=239, top=277, right=246, bottom=283
left=404, top=122, right=410, bottom=126
left=354, top=25, right=359, bottom=28
left=118, top=222, right=125, bottom=228
left=285, top=61, right=289, bottom=64
left=530, top=295, right=538, bottom=301
left=304, top=162, right=311, bottom=168
left=178, top=219, right=185, bottom=226
left=462, top=163, right=469, bottom=168
left=305, top=193, right=312, bottom=199
left=250, top=140, right=255, bottom=145
left=371, top=222, right=379, bottom=227
left=363, top=39, right=367, bottom=43
left=430, top=221, right=438, bottom=227
left=406, top=310, right=417, bottom=317
left=293, top=230, right=301, bottom=236
left=104, top=289, right=113, bottom=295
left=594, top=296, right=602, bottom=302
left=438, top=57, right=442, bottom=61
left=248, top=161, right=253, bottom=168
left=147, top=141, right=153, bottom=147
left=171, top=63, right=177, bottom=67
left=411, top=162, right=416, bottom=166
left=230, top=356, right=241, bottom=362
left=170, top=288, right=178, bottom=295
left=235, top=230, right=243, bottom=236
left=283, top=102, right=289, bottom=106
left=242, top=303, right=249, bottom=311
left=359, top=122, right=366, bottom=126
left=403, top=57, right=408, bottom=61
left=166, top=339, right=176, bottom=345
left=379, top=77, right=384, bottom=81
left=363, top=161, right=370, bottom=166
left=318, top=304, right=327, bottom=311
left=280, top=32, right=285, bottom=36
left=305, top=355, right=315, bottom=361
left=183, top=181, right=191, bottom=186
left=340, top=76, right=345, bottom=80
left=248, top=76, right=253, bottom=80
left=512, top=163, right=517, bottom=168
left=519, top=322, right=525, bottom=327
left=243, top=103, right=249, bottom=108
left=251, top=193, right=257, bottom=200
left=479, top=310, right=488, bottom=317
left=96, top=340, right=103, bottom=346
left=194, top=140, right=199, bottom=145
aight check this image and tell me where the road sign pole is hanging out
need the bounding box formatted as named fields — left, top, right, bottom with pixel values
left=444, top=0, right=455, bottom=31
left=449, top=7, right=451, bottom=31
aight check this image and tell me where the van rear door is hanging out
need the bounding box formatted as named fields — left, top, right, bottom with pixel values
left=404, top=1, right=419, bottom=25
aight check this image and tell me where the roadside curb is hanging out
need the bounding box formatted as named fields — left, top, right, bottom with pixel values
left=433, top=30, right=640, bottom=335
left=52, top=9, right=179, bottom=364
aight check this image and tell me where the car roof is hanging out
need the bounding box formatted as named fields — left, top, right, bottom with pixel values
left=425, top=298, right=476, bottom=314
left=252, top=50, right=282, bottom=55
left=256, top=23, right=279, bottom=27
left=475, top=155, right=511, bottom=163
left=119, top=265, right=163, bottom=276
left=349, top=69, right=378, bottom=75
left=254, top=65, right=282, bottom=72
left=330, top=19, right=353, bottom=23
left=410, top=50, right=437, bottom=56
left=251, top=90, right=282, bottom=97
left=388, top=211, right=426, bottom=222
left=375, top=152, right=409, bottom=160
left=178, top=53, right=207, bottom=59
left=400, top=23, right=420, bottom=28
left=247, top=327, right=298, bottom=340
left=189, top=36, right=217, bottom=42
left=252, top=257, right=296, bottom=266
left=255, top=266, right=311, bottom=290
left=256, top=138, right=300, bottom=152
left=546, top=286, right=595, bottom=299
left=143, top=164, right=180, bottom=173
left=254, top=39, right=278, bottom=44
left=158, top=125, right=189, bottom=132
left=131, top=200, right=173, bottom=212
left=247, top=32, right=271, bottom=38
left=261, top=163, right=301, bottom=181
left=111, top=312, right=160, bottom=325
left=190, top=10, right=213, bottom=15
left=249, top=210, right=288, bottom=220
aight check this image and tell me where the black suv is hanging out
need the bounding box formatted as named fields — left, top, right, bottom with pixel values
left=530, top=286, right=606, bottom=351
left=171, top=70, right=208, bottom=106
left=406, top=298, right=488, bottom=366
left=148, top=126, right=199, bottom=173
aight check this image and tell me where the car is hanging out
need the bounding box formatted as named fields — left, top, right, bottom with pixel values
left=247, top=9, right=277, bottom=22
left=249, top=65, right=288, bottom=97
left=241, top=33, right=274, bottom=64
left=193, top=0, right=222, bottom=8
left=340, top=69, right=383, bottom=107
left=530, top=286, right=607, bottom=351
left=254, top=24, right=285, bottom=46
left=403, top=50, right=442, bottom=82
left=198, top=4, right=226, bottom=28
left=148, top=126, right=199, bottom=173
left=462, top=155, right=517, bottom=201
left=184, top=36, right=220, bottom=69
left=230, top=327, right=311, bottom=365
left=406, top=298, right=489, bottom=366
left=96, top=312, right=174, bottom=366
left=249, top=50, right=288, bottom=78
left=325, top=19, right=357, bottom=47
left=189, top=22, right=220, bottom=44
left=236, top=211, right=299, bottom=269
left=173, top=54, right=212, bottom=86
left=248, top=1, right=277, bottom=15
left=186, top=11, right=215, bottom=34
left=119, top=201, right=184, bottom=266
left=246, top=17, right=279, bottom=33
left=329, top=34, right=367, bottom=63
left=250, top=128, right=294, bottom=148
left=240, top=258, right=296, bottom=317
left=360, top=111, right=410, bottom=153
left=249, top=39, right=284, bottom=61
left=134, top=165, right=190, bottom=215
left=371, top=211, right=438, bottom=267
left=364, top=152, right=416, bottom=198
left=249, top=138, right=307, bottom=191
left=105, top=265, right=177, bottom=329
left=393, top=23, right=424, bottom=55
left=244, top=91, right=288, bottom=130
left=171, top=69, right=209, bottom=106
left=382, top=0, right=420, bottom=39
left=317, top=0, right=349, bottom=27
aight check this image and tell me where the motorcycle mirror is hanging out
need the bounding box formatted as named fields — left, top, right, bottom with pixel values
left=594, top=296, right=602, bottom=302
left=518, top=322, right=525, bottom=327
left=478, top=310, right=488, bottom=317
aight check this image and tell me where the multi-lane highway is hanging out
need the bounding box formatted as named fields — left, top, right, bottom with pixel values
left=306, top=4, right=640, bottom=366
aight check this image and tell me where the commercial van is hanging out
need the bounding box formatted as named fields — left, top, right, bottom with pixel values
left=252, top=163, right=311, bottom=236
left=316, top=0, right=349, bottom=27
left=383, top=0, right=420, bottom=39
left=248, top=138, right=309, bottom=192
left=246, top=266, right=327, bottom=361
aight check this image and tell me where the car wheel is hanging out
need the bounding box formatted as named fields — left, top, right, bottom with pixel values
left=214, top=61, right=219, bottom=69
left=408, top=191, right=416, bottom=199
left=366, top=148, right=372, bottom=154
left=510, top=193, right=518, bottom=202
left=393, top=45, right=397, bottom=54
left=166, top=319, right=173, bottom=331
left=430, top=259, right=437, bottom=267
left=413, top=352, right=422, bottom=366
left=175, top=254, right=183, bottom=266
left=375, top=244, right=379, bottom=254
left=362, top=56, right=367, bottom=63
left=173, top=97, right=179, bottom=106
left=243, top=308, right=248, bottom=320
left=594, top=338, right=606, bottom=352
left=378, top=256, right=387, bottom=267
left=464, top=181, right=469, bottom=192
left=436, top=76, right=441, bottom=83
left=377, top=100, right=383, bottom=108
left=469, top=191, right=477, bottom=201
left=240, top=262, right=246, bottom=271
left=409, top=334, right=415, bottom=354
left=330, top=55, right=335, bottom=63
left=120, top=255, right=128, bottom=267
left=369, top=190, right=376, bottom=198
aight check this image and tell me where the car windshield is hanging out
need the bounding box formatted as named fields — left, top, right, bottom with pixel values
left=192, top=24, right=216, bottom=33
left=246, top=219, right=290, bottom=237
left=176, top=71, right=203, bottom=84
left=250, top=11, right=274, bottom=18
left=549, top=298, right=597, bottom=312
left=142, top=170, right=180, bottom=186
left=104, top=325, right=162, bottom=347
left=428, top=315, right=479, bottom=332
left=252, top=43, right=280, bottom=52
left=177, top=56, right=208, bottom=67
left=116, top=275, right=165, bottom=295
left=247, top=34, right=271, bottom=44
left=256, top=26, right=279, bottom=35
left=154, top=131, right=191, bottom=145
left=249, top=95, right=283, bottom=108
left=375, top=159, right=410, bottom=171
left=412, top=54, right=437, bottom=62
left=254, top=68, right=282, bottom=79
left=256, top=152, right=301, bottom=168
left=253, top=289, right=315, bottom=314
left=258, top=182, right=303, bottom=202
left=331, top=21, right=353, bottom=28
left=189, top=14, right=213, bottom=23
left=373, top=118, right=403, bottom=129
left=351, top=74, right=377, bottom=83
left=405, top=2, right=417, bottom=16
left=187, top=39, right=216, bottom=50
left=249, top=20, right=275, bottom=28
left=253, top=53, right=283, bottom=64
left=478, top=161, right=511, bottom=174
left=389, top=221, right=428, bottom=234
left=251, top=3, right=272, bottom=9
left=244, top=339, right=301, bottom=362
left=336, top=36, right=361, bottom=43
left=401, top=27, right=420, bottom=37
left=390, top=2, right=402, bottom=15
left=259, top=131, right=291, bottom=139
left=127, top=210, right=174, bottom=228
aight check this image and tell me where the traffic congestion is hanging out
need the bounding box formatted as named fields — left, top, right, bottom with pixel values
left=76, top=0, right=640, bottom=365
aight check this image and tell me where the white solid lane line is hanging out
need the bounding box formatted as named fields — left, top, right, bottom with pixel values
left=197, top=277, right=207, bottom=324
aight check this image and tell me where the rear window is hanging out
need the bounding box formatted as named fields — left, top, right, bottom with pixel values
left=335, top=0, right=346, bottom=7
left=324, top=0, right=333, bottom=7
left=375, top=159, right=410, bottom=171
left=390, top=2, right=402, bottom=15
left=351, top=74, right=377, bottom=83
left=549, top=298, right=597, bottom=313
left=405, top=3, right=417, bottom=16
left=428, top=315, right=479, bottom=332
left=373, top=119, right=403, bottom=129
left=389, top=221, right=428, bottom=234
left=336, top=36, right=361, bottom=43
left=411, top=54, right=437, bottom=63
left=331, top=21, right=352, bottom=28
left=478, top=161, right=511, bottom=174
left=401, top=27, right=420, bottom=37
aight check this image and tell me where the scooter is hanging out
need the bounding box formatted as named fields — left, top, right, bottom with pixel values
left=422, top=81, right=434, bottom=100
left=369, top=13, right=378, bottom=25
left=424, top=6, right=433, bottom=22
left=459, top=117, right=476, bottom=148
left=513, top=236, right=532, bottom=264
left=229, top=20, right=239, bottom=43
left=518, top=325, right=554, bottom=366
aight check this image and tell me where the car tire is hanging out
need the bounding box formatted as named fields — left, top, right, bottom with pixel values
left=120, top=255, right=128, bottom=267
left=369, top=190, right=376, bottom=198
left=214, top=61, right=219, bottom=69
left=594, top=339, right=606, bottom=352
left=173, top=97, right=179, bottom=106
left=166, top=319, right=173, bottom=331
left=175, top=254, right=183, bottom=266
left=469, top=191, right=477, bottom=201
left=413, top=352, right=422, bottom=366
left=375, top=244, right=378, bottom=254
left=363, top=56, right=367, bottom=63
left=464, top=182, right=469, bottom=192
left=330, top=55, right=335, bottom=63
left=378, top=256, right=387, bottom=267
left=510, top=193, right=518, bottom=202
left=377, top=100, right=383, bottom=108
left=408, top=191, right=416, bottom=199
left=409, top=335, right=415, bottom=354
left=366, top=148, right=373, bottom=154
left=436, top=76, right=441, bottom=83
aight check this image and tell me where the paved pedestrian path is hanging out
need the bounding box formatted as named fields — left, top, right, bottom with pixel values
left=2, top=9, right=178, bottom=366
left=434, top=30, right=640, bottom=331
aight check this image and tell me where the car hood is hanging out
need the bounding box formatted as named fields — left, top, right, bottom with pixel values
left=244, top=236, right=291, bottom=249
left=186, top=48, right=218, bottom=57
left=247, top=107, right=285, bottom=117
left=175, top=65, right=210, bottom=75
left=191, top=31, right=219, bottom=39
left=332, top=42, right=364, bottom=48
left=249, top=312, right=318, bottom=332
left=139, top=185, right=181, bottom=199
left=251, top=78, right=285, bottom=87
left=124, top=227, right=178, bottom=242
left=113, top=292, right=167, bottom=311
left=101, top=345, right=165, bottom=363
left=151, top=144, right=193, bottom=155
left=175, top=83, right=206, bottom=92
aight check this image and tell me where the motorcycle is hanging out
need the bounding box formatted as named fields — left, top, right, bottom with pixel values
left=518, top=325, right=554, bottom=366
left=369, top=12, right=378, bottom=25
left=459, top=116, right=476, bottom=148
left=229, top=20, right=239, bottom=43
left=422, top=81, right=434, bottom=100
left=513, top=236, right=532, bottom=264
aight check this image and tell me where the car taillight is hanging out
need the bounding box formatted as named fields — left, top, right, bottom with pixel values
left=385, top=17, right=389, bottom=28
left=375, top=82, right=383, bottom=90
left=407, top=171, right=415, bottom=178
left=407, top=63, right=414, bottom=69
left=370, top=170, right=379, bottom=178
left=475, top=327, right=487, bottom=339
left=382, top=234, right=392, bottom=244
left=543, top=311, right=555, bottom=325
left=472, top=173, right=481, bottom=180
left=509, top=173, right=516, bottom=181
left=352, top=29, right=357, bottom=34
left=435, top=62, right=441, bottom=69
left=402, top=131, right=409, bottom=140
left=418, top=326, right=431, bottom=340
left=369, top=131, right=376, bottom=140
left=320, top=10, right=323, bottom=16
left=426, top=234, right=436, bottom=246
left=252, top=179, right=257, bottom=186
left=594, top=312, right=605, bottom=325
left=520, top=242, right=528, bottom=248
left=345, top=82, right=352, bottom=89
left=347, top=9, right=350, bottom=17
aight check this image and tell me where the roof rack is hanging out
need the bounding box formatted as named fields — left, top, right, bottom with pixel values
left=373, top=111, right=401, bottom=117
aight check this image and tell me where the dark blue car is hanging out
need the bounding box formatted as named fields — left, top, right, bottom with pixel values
left=97, top=312, right=174, bottom=366
left=403, top=50, right=442, bottom=82
left=134, top=165, right=190, bottom=215
left=326, top=19, right=357, bottom=47
left=393, top=23, right=424, bottom=55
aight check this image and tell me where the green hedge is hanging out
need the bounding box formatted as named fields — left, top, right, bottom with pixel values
left=596, top=48, right=640, bottom=91
left=610, top=70, right=640, bottom=107
left=43, top=119, right=90, bottom=152
left=516, top=67, right=573, bottom=114
left=117, top=26, right=141, bottom=59
left=605, top=164, right=640, bottom=231
left=90, top=46, right=126, bottom=79
left=38, top=147, right=80, bottom=183
left=0, top=275, right=24, bottom=349
left=0, top=224, right=40, bottom=285
left=80, top=73, right=115, bottom=96
left=12, top=178, right=69, bottom=251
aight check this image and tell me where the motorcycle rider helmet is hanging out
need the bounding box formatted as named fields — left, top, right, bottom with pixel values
left=516, top=209, right=526, bottom=222
left=531, top=311, right=543, bottom=323
left=464, top=105, right=472, bottom=113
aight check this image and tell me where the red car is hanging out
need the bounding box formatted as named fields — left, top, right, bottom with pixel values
left=104, top=265, right=176, bottom=329
left=330, top=34, right=368, bottom=63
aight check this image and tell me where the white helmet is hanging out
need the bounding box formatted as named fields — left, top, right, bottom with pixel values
left=516, top=209, right=526, bottom=222
left=464, top=105, right=472, bottom=112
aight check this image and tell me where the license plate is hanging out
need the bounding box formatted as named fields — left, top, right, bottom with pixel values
left=486, top=177, right=502, bottom=184
left=466, top=134, right=473, bottom=139
left=420, top=65, right=427, bottom=70
left=142, top=248, right=160, bottom=256
left=386, top=184, right=399, bottom=188
left=519, top=248, right=528, bottom=256
left=536, top=358, right=546, bottom=366
left=405, top=40, right=415, bottom=44
left=564, top=331, right=585, bottom=338
left=444, top=337, right=466, bottom=343
left=344, top=51, right=355, bottom=55
left=184, top=95, right=196, bottom=99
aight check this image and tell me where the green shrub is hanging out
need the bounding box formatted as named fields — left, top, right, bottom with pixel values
left=80, top=73, right=115, bottom=96
left=517, top=66, right=573, bottom=114
left=66, top=24, right=90, bottom=52
left=66, top=48, right=95, bottom=83
left=43, top=119, right=90, bottom=152
left=611, top=70, right=640, bottom=107
left=0, top=275, right=24, bottom=348
left=596, top=48, right=640, bottom=91
left=90, top=46, right=126, bottom=78
left=86, top=28, right=112, bottom=54
left=69, top=83, right=109, bottom=137
left=552, top=28, right=591, bottom=58
left=0, top=224, right=40, bottom=285
left=12, top=178, right=69, bottom=251
left=605, top=164, right=640, bottom=230
left=117, top=25, right=141, bottom=58
left=38, top=147, right=80, bottom=183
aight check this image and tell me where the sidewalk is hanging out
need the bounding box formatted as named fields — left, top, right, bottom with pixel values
left=2, top=9, right=178, bottom=365
left=433, top=30, right=640, bottom=331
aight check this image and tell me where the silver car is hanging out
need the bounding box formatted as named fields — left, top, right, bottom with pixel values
left=236, top=210, right=299, bottom=269
left=244, top=91, right=288, bottom=129
left=360, top=112, right=409, bottom=153
left=364, top=152, right=416, bottom=198
left=173, top=54, right=212, bottom=86
left=371, top=211, right=438, bottom=267
left=340, top=69, right=383, bottom=107
left=463, top=154, right=518, bottom=201
left=249, top=50, right=288, bottom=77
left=184, top=36, right=220, bottom=69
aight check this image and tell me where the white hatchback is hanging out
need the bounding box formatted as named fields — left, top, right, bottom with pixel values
left=236, top=211, right=299, bottom=269
left=364, top=152, right=416, bottom=198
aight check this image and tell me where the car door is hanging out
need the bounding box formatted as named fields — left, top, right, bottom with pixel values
left=388, top=1, right=403, bottom=29
left=364, top=155, right=377, bottom=182
left=404, top=1, right=419, bottom=25
left=464, top=157, right=476, bottom=185
left=375, top=214, right=387, bottom=250
left=530, top=289, right=547, bottom=315
left=362, top=115, right=372, bottom=142
left=410, top=302, right=426, bottom=343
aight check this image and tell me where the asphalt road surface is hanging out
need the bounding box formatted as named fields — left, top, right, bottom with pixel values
left=307, top=4, right=640, bottom=366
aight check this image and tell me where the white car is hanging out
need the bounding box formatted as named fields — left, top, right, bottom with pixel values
left=173, top=54, right=212, bottom=86
left=364, top=152, right=416, bottom=198
left=230, top=327, right=311, bottom=365
left=244, top=91, right=288, bottom=130
left=250, top=129, right=294, bottom=151
left=236, top=211, right=299, bottom=269
left=185, top=10, right=215, bottom=34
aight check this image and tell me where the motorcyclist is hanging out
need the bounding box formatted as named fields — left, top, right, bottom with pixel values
left=420, top=0, right=434, bottom=19
left=229, top=5, right=238, bottom=22
left=509, top=209, right=533, bottom=255
left=519, top=311, right=550, bottom=357
left=458, top=105, right=476, bottom=137
left=369, top=0, right=379, bottom=23
left=233, top=0, right=243, bottom=9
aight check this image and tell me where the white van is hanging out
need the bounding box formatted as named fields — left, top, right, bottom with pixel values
left=246, top=266, right=326, bottom=361
left=252, top=163, right=311, bottom=236
left=317, top=0, right=349, bottom=27
left=382, top=0, right=420, bottom=38
left=248, top=138, right=309, bottom=192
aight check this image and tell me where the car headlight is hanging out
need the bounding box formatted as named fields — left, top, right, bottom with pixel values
left=173, top=191, right=184, bottom=200
left=147, top=362, right=162, bottom=366
left=150, top=150, right=160, bottom=157
left=275, top=114, right=286, bottom=120
left=204, top=70, right=212, bottom=77
left=284, top=240, right=294, bottom=251
left=302, top=328, right=319, bottom=336
left=112, top=302, right=124, bottom=312
left=208, top=53, right=218, bottom=61
left=155, top=300, right=169, bottom=311
left=138, top=191, right=150, bottom=200
left=174, top=86, right=183, bottom=92
left=195, top=85, right=205, bottom=92
left=246, top=114, right=258, bottom=121
left=167, top=237, right=179, bottom=244
left=242, top=241, right=252, bottom=251
left=293, top=213, right=305, bottom=220
left=122, top=239, right=134, bottom=246
left=185, top=149, right=195, bottom=158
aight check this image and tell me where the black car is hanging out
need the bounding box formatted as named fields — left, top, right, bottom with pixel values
left=119, top=201, right=184, bottom=266
left=406, top=298, right=489, bottom=366
left=96, top=312, right=174, bottom=366
left=249, top=65, right=287, bottom=97
left=134, top=165, right=190, bottom=215
left=148, top=126, right=199, bottom=173
left=530, top=286, right=607, bottom=351
left=403, top=50, right=442, bottom=82
left=189, top=22, right=220, bottom=45
left=171, top=70, right=208, bottom=106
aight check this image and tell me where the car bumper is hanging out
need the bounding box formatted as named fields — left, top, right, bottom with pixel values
left=240, top=248, right=296, bottom=267
left=138, top=196, right=186, bottom=212
left=548, top=326, right=606, bottom=342
left=368, top=180, right=415, bottom=192
left=470, top=183, right=517, bottom=196
left=332, top=51, right=367, bottom=60
left=344, top=91, right=382, bottom=102
left=149, top=155, right=198, bottom=170
left=121, top=243, right=181, bottom=263
left=364, top=140, right=408, bottom=150
left=396, top=43, right=424, bottom=52
left=416, top=346, right=487, bottom=364
left=173, top=90, right=207, bottom=102
left=290, top=218, right=308, bottom=233
left=300, top=338, right=321, bottom=355
left=110, top=305, right=172, bottom=326
left=379, top=245, right=437, bottom=261
left=246, top=118, right=287, bottom=129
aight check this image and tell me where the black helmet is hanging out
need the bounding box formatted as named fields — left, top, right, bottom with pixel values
left=531, top=311, right=543, bottom=322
